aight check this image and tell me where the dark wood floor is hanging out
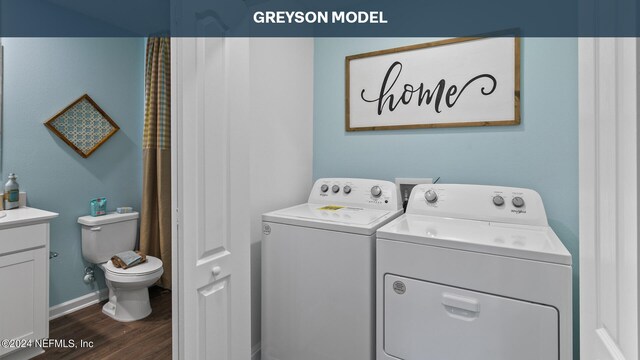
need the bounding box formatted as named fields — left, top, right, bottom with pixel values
left=35, top=286, right=172, bottom=360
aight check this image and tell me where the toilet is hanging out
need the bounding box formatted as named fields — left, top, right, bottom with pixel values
left=78, top=211, right=164, bottom=322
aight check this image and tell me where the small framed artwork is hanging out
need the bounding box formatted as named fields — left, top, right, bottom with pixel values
left=44, top=94, right=120, bottom=158
left=345, top=31, right=520, bottom=131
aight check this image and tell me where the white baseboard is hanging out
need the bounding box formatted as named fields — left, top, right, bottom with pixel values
left=251, top=342, right=261, bottom=360
left=0, top=346, right=43, bottom=359
left=49, top=288, right=109, bottom=320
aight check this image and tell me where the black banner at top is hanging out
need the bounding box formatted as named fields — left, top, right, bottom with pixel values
left=0, top=0, right=637, bottom=37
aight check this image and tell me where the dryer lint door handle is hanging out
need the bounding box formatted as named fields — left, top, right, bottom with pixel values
left=442, top=293, right=480, bottom=320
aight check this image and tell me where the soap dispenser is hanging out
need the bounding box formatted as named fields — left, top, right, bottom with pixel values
left=3, top=173, right=19, bottom=210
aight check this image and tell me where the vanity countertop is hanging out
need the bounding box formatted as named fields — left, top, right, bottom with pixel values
left=0, top=207, right=58, bottom=229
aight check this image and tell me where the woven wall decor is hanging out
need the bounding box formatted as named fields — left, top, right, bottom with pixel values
left=44, top=94, right=119, bottom=158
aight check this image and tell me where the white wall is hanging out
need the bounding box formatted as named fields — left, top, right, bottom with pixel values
left=249, top=38, right=314, bottom=357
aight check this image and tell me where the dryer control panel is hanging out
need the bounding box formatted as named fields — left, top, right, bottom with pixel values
left=406, top=184, right=548, bottom=226
left=309, top=178, right=400, bottom=211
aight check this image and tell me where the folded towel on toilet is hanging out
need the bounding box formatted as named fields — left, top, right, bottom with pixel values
left=111, top=250, right=147, bottom=269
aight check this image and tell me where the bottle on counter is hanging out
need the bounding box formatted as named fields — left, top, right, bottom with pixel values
left=3, top=173, right=19, bottom=210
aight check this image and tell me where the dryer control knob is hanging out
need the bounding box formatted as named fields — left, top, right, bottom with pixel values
left=425, top=190, right=438, bottom=203
left=371, top=186, right=382, bottom=197
left=512, top=196, right=525, bottom=208
left=343, top=185, right=352, bottom=194
left=493, top=195, right=505, bottom=206
left=332, top=185, right=340, bottom=193
left=320, top=184, right=329, bottom=193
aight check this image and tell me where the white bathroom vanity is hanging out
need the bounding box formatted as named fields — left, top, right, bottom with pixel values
left=0, top=207, right=58, bottom=359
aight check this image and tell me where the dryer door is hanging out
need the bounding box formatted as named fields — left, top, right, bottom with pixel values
left=384, top=274, right=559, bottom=360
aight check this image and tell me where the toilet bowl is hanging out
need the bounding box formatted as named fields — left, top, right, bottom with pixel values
left=78, top=212, right=164, bottom=322
left=100, top=256, right=163, bottom=322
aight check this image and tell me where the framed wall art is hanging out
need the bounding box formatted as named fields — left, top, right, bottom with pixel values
left=345, top=32, right=520, bottom=131
left=44, top=94, right=120, bottom=158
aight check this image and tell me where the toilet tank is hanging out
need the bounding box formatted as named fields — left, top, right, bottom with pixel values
left=78, top=212, right=139, bottom=264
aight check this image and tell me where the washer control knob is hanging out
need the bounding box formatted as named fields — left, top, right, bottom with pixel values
left=425, top=190, right=438, bottom=203
left=320, top=184, right=329, bottom=193
left=493, top=195, right=505, bottom=206
left=332, top=185, right=340, bottom=193
left=371, top=186, right=382, bottom=197
left=512, top=196, right=525, bottom=208
left=343, top=185, right=352, bottom=194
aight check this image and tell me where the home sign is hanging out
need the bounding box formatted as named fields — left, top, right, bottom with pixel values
left=345, top=33, right=520, bottom=131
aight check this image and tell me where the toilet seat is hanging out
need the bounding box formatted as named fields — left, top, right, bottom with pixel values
left=103, top=256, right=163, bottom=276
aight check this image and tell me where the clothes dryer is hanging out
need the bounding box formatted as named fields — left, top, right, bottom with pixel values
left=376, top=184, right=572, bottom=360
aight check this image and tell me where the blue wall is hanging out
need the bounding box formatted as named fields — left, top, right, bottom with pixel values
left=314, top=38, right=579, bottom=357
left=2, top=38, right=145, bottom=306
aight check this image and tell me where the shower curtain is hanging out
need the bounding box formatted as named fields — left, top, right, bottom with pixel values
left=140, top=37, right=171, bottom=289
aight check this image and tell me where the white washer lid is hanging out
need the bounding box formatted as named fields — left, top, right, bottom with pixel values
left=262, top=203, right=402, bottom=235
left=103, top=256, right=163, bottom=276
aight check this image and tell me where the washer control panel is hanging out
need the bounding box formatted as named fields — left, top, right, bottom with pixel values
left=406, top=184, right=548, bottom=226
left=309, top=178, right=400, bottom=211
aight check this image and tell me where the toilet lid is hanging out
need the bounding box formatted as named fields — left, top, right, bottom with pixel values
left=103, top=256, right=163, bottom=276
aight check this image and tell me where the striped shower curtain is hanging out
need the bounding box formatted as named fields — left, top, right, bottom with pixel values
left=140, top=37, right=171, bottom=289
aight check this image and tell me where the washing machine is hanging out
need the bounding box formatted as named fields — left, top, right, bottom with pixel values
left=262, top=178, right=402, bottom=360
left=376, top=184, right=572, bottom=360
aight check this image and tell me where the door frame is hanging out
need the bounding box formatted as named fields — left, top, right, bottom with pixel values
left=170, top=36, right=181, bottom=360
left=167, top=34, right=640, bottom=360
left=578, top=37, right=639, bottom=360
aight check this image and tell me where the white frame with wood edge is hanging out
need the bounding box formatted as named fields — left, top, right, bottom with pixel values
left=345, top=34, right=520, bottom=131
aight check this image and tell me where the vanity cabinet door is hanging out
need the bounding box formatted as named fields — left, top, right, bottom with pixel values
left=0, top=247, right=47, bottom=357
